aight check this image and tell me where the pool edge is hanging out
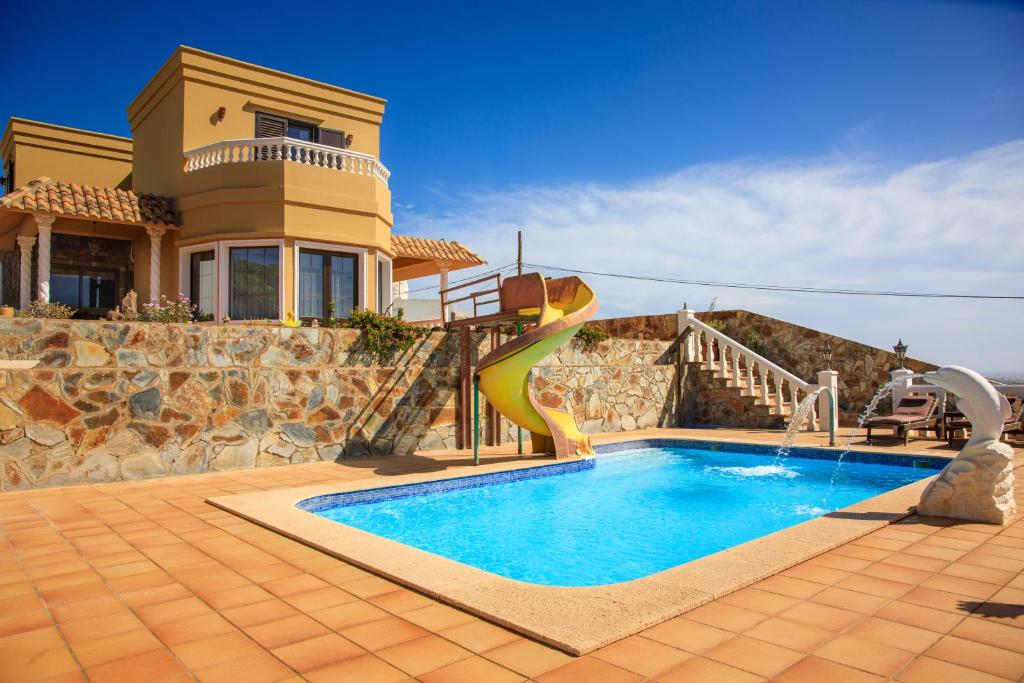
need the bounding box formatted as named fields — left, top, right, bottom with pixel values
left=207, top=439, right=945, bottom=655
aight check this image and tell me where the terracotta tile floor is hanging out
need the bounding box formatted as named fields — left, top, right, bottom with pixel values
left=1, top=428, right=1022, bottom=682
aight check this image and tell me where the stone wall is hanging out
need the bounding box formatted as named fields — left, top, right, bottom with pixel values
left=592, top=309, right=937, bottom=425
left=0, top=319, right=683, bottom=489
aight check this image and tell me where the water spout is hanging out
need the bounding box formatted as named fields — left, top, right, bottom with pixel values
left=773, top=386, right=836, bottom=465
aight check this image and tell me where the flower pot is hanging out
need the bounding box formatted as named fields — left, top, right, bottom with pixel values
left=0, top=306, right=14, bottom=318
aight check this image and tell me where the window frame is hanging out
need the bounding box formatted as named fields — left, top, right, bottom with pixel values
left=376, top=253, right=392, bottom=314
left=255, top=111, right=346, bottom=148
left=293, top=241, right=367, bottom=321
left=217, top=240, right=285, bottom=323
left=50, top=265, right=119, bottom=316
left=178, top=242, right=220, bottom=320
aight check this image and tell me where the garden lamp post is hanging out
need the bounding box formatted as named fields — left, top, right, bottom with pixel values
left=893, top=339, right=908, bottom=369
left=821, top=340, right=833, bottom=370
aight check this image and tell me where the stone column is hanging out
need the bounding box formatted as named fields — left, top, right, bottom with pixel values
left=16, top=235, right=35, bottom=310
left=890, top=368, right=915, bottom=411
left=438, top=262, right=450, bottom=323
left=35, top=215, right=54, bottom=303
left=146, top=226, right=166, bottom=303
left=817, top=369, right=839, bottom=435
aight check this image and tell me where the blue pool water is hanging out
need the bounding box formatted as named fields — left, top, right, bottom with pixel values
left=303, top=443, right=941, bottom=586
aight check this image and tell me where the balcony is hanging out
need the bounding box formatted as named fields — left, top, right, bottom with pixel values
left=182, top=137, right=391, bottom=187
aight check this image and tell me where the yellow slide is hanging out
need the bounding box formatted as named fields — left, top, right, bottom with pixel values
left=475, top=275, right=599, bottom=458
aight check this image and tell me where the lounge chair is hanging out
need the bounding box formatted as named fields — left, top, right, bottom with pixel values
left=945, top=393, right=1023, bottom=445
left=864, top=393, right=939, bottom=445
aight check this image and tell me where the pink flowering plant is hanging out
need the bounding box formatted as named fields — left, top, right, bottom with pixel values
left=139, top=294, right=197, bottom=323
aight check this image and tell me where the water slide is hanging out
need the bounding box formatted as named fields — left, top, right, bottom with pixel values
left=475, top=274, right=599, bottom=458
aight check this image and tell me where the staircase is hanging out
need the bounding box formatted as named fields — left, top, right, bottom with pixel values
left=679, top=311, right=826, bottom=431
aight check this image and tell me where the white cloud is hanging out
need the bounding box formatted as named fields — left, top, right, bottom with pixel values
left=400, top=141, right=1024, bottom=375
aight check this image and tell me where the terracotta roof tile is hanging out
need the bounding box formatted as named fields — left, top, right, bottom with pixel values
left=0, top=177, right=180, bottom=227
left=392, top=234, right=484, bottom=266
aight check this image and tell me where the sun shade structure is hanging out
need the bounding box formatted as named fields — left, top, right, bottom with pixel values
left=391, top=234, right=485, bottom=280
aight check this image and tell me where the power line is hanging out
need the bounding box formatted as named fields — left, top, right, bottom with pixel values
left=523, top=262, right=1024, bottom=301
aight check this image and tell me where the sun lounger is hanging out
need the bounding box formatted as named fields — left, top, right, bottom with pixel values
left=864, top=393, right=939, bottom=446
left=945, top=393, right=1023, bottom=445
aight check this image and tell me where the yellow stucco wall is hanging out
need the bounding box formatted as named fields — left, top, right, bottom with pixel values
left=0, top=119, right=132, bottom=189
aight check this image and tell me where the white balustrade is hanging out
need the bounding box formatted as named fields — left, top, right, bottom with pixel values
left=183, top=137, right=391, bottom=187
left=678, top=310, right=832, bottom=432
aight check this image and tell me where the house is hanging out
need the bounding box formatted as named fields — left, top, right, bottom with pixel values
left=0, top=46, right=483, bottom=321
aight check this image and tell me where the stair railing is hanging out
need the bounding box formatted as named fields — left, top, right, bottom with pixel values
left=678, top=309, right=826, bottom=431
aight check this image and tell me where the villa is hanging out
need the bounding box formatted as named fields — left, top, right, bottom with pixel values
left=0, top=47, right=1021, bottom=683
left=0, top=46, right=483, bottom=323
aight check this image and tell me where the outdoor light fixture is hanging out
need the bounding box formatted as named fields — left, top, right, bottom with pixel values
left=894, top=338, right=908, bottom=369
left=821, top=339, right=833, bottom=370
left=345, top=133, right=354, bottom=147
left=216, top=107, right=226, bottom=121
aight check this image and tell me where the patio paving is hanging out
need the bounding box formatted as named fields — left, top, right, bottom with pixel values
left=1, top=427, right=1022, bottom=682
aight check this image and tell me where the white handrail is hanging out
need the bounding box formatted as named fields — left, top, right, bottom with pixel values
left=182, top=136, right=391, bottom=186
left=679, top=310, right=824, bottom=430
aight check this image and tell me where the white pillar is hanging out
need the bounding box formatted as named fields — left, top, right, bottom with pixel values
left=438, top=263, right=450, bottom=323
left=677, top=308, right=696, bottom=362
left=16, top=235, right=35, bottom=310
left=890, top=368, right=915, bottom=411
left=817, top=369, right=839, bottom=434
left=35, top=215, right=54, bottom=303
left=146, top=226, right=166, bottom=302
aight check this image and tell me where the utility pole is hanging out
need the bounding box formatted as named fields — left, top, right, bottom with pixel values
left=517, top=229, right=523, bottom=276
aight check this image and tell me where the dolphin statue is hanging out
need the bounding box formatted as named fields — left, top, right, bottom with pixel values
left=918, top=366, right=1016, bottom=524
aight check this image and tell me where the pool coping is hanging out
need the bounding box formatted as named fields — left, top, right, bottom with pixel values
left=208, top=438, right=947, bottom=655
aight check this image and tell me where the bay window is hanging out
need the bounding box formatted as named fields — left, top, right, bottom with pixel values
left=189, top=250, right=215, bottom=320
left=229, top=246, right=279, bottom=320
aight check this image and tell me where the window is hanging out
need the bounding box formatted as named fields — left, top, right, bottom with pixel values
left=3, top=159, right=13, bottom=194
left=51, top=267, right=118, bottom=313
left=229, top=246, right=279, bottom=320
left=377, top=256, right=392, bottom=314
left=189, top=250, right=216, bottom=319
left=298, top=248, right=358, bottom=319
left=255, top=112, right=345, bottom=148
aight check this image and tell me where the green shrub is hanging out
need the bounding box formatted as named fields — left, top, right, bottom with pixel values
left=574, top=324, right=609, bottom=349
left=346, top=308, right=428, bottom=362
left=27, top=299, right=76, bottom=319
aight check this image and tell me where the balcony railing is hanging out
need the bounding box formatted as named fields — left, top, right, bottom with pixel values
left=183, top=137, right=390, bottom=186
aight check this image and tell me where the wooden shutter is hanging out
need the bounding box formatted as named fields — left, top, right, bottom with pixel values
left=319, top=129, right=346, bottom=149
left=255, top=113, right=286, bottom=138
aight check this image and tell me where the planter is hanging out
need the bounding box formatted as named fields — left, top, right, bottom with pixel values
left=0, top=306, right=14, bottom=318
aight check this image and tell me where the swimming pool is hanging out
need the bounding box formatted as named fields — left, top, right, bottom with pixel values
left=299, top=441, right=943, bottom=586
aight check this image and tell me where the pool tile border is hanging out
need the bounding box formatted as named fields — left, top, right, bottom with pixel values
left=209, top=437, right=944, bottom=655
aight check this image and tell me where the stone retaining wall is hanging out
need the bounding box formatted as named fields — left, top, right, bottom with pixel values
left=0, top=320, right=682, bottom=489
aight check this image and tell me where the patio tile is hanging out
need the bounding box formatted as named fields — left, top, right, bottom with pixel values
left=201, top=584, right=274, bottom=610
left=719, top=587, right=800, bottom=615
left=437, top=618, right=519, bottom=652
left=170, top=629, right=263, bottom=669
left=220, top=598, right=299, bottom=627
left=245, top=614, right=330, bottom=649
left=874, top=599, right=965, bottom=632
left=311, top=599, right=390, bottom=630
left=306, top=653, right=416, bottom=683
left=813, top=634, right=915, bottom=676
left=899, top=585, right=977, bottom=614
left=656, top=655, right=764, bottom=683
left=69, top=627, right=165, bottom=667
left=85, top=648, right=191, bottom=683
left=834, top=573, right=914, bottom=599
left=778, top=601, right=863, bottom=631
left=0, top=608, right=52, bottom=638
left=845, top=616, right=943, bottom=653
left=752, top=574, right=825, bottom=599
left=743, top=616, right=834, bottom=652
left=401, top=603, right=476, bottom=631
left=281, top=585, right=355, bottom=611
left=49, top=595, right=126, bottom=622
left=810, top=586, right=890, bottom=614
left=894, top=655, right=1010, bottom=683
left=366, top=587, right=436, bottom=614
left=535, top=655, right=641, bottom=683
left=782, top=563, right=851, bottom=585
left=705, top=634, right=804, bottom=677
left=481, top=637, right=575, bottom=678
left=685, top=601, right=767, bottom=632
left=377, top=633, right=473, bottom=676
left=641, top=616, right=733, bottom=652
left=343, top=615, right=430, bottom=651
left=193, top=650, right=295, bottom=683
left=940, top=560, right=1017, bottom=585
left=774, top=655, right=885, bottom=683
left=858, top=560, right=932, bottom=585
left=924, top=634, right=1024, bottom=680
left=271, top=632, right=365, bottom=672
left=149, top=612, right=237, bottom=646
left=136, top=596, right=213, bottom=626
left=592, top=635, right=692, bottom=677
left=951, top=615, right=1024, bottom=654
left=0, top=627, right=80, bottom=680
left=261, top=573, right=329, bottom=597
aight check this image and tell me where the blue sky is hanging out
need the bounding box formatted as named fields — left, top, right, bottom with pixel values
left=4, top=1, right=1023, bottom=371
